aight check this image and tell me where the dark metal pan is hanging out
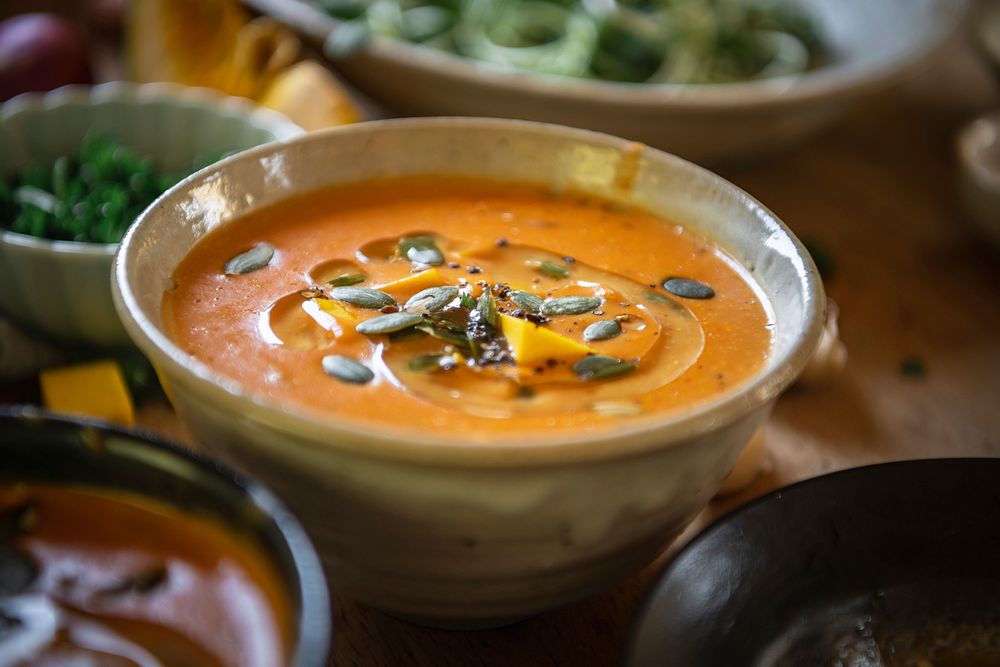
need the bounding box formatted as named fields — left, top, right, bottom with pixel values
left=624, top=459, right=1000, bottom=667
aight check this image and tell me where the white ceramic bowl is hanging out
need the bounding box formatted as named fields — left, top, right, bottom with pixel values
left=113, top=118, right=825, bottom=626
left=957, top=111, right=1000, bottom=249
left=0, top=82, right=303, bottom=347
left=249, top=0, right=966, bottom=164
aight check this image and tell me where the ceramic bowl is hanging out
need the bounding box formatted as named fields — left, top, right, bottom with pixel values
left=624, top=459, right=1000, bottom=666
left=112, top=118, right=825, bottom=626
left=0, top=405, right=330, bottom=666
left=0, top=82, right=303, bottom=348
left=249, top=0, right=966, bottom=164
left=957, top=111, right=1000, bottom=249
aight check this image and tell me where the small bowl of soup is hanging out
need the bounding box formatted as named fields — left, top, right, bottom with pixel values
left=112, top=118, right=825, bottom=626
left=0, top=405, right=330, bottom=665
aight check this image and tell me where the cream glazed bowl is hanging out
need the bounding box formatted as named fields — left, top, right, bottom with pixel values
left=112, top=118, right=825, bottom=627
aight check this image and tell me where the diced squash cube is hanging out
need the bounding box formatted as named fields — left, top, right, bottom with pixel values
left=378, top=268, right=448, bottom=298
left=500, top=314, right=594, bottom=367
left=40, top=360, right=135, bottom=426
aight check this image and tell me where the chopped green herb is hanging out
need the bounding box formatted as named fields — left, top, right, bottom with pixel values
left=0, top=132, right=226, bottom=244
left=408, top=353, right=455, bottom=373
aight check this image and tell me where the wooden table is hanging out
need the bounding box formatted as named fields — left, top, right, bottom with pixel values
left=127, top=82, right=1000, bottom=665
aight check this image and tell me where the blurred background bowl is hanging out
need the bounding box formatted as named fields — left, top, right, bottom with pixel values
left=624, top=458, right=1000, bottom=666
left=0, top=81, right=303, bottom=348
left=112, top=117, right=824, bottom=626
left=0, top=404, right=330, bottom=666
left=248, top=0, right=966, bottom=164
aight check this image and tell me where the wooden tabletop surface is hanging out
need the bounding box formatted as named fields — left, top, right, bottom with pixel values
left=126, top=80, right=1000, bottom=665
left=4, top=24, right=1000, bottom=667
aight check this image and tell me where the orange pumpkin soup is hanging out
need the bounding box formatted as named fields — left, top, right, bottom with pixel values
left=0, top=484, right=292, bottom=666
left=164, top=178, right=771, bottom=439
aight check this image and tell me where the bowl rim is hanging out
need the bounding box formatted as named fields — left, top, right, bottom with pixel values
left=113, top=116, right=826, bottom=467
left=247, top=0, right=967, bottom=111
left=621, top=457, right=1000, bottom=666
left=0, top=404, right=331, bottom=667
left=0, top=81, right=304, bottom=255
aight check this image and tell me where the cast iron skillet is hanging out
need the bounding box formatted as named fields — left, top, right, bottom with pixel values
left=0, top=405, right=331, bottom=666
left=623, top=459, right=1000, bottom=667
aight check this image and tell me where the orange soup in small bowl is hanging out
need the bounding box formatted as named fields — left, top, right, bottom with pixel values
left=113, top=118, right=824, bottom=626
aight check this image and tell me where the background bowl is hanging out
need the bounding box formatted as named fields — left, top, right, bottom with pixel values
left=0, top=82, right=303, bottom=348
left=112, top=117, right=824, bottom=626
left=623, top=458, right=1000, bottom=666
left=0, top=404, right=330, bottom=666
left=248, top=0, right=965, bottom=164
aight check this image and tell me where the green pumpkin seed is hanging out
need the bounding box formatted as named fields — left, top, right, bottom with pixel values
left=538, top=260, right=569, bottom=279
left=356, top=311, right=423, bottom=335
left=662, top=277, right=715, bottom=300
left=399, top=235, right=444, bottom=265
left=583, top=319, right=622, bottom=341
left=327, top=273, right=365, bottom=287
left=404, top=286, right=458, bottom=313
left=224, top=243, right=274, bottom=275
left=572, top=355, right=636, bottom=380
left=541, top=296, right=602, bottom=316
left=509, top=290, right=544, bottom=313
left=322, top=355, right=374, bottom=384
left=329, top=286, right=396, bottom=309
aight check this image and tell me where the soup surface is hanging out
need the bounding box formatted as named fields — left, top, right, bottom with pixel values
left=0, top=483, right=292, bottom=666
left=164, top=178, right=771, bottom=440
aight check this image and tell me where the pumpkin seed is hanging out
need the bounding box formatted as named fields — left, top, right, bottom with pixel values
left=329, top=286, right=396, bottom=309
left=224, top=243, right=274, bottom=275
left=327, top=273, right=365, bottom=287
left=662, top=277, right=715, bottom=299
left=404, top=286, right=458, bottom=313
left=322, top=355, right=374, bottom=384
left=509, top=290, right=544, bottom=313
left=541, top=296, right=602, bottom=316
left=572, top=355, right=636, bottom=380
left=538, top=260, right=569, bottom=279
left=583, top=319, right=622, bottom=341
left=356, top=311, right=423, bottom=335
left=399, top=235, right=444, bottom=265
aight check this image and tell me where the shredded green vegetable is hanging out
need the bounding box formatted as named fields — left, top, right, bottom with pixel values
left=316, top=0, right=826, bottom=84
left=0, top=133, right=225, bottom=244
